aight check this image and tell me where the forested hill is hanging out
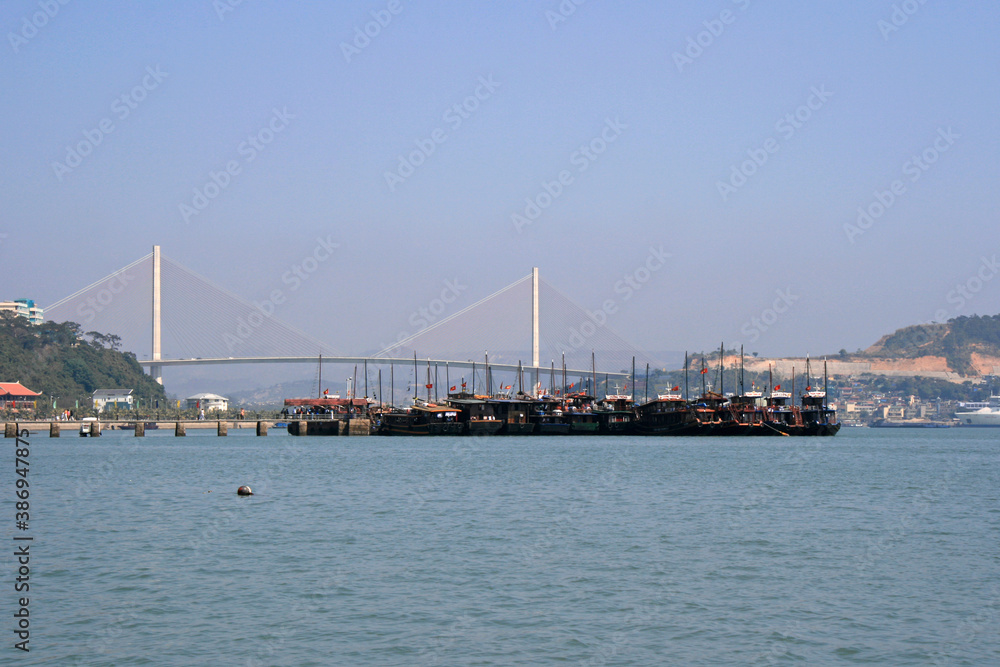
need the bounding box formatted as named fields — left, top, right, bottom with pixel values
left=859, top=314, right=1000, bottom=375
left=0, top=312, right=166, bottom=413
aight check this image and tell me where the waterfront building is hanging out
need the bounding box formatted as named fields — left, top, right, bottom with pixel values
left=185, top=393, right=229, bottom=412
left=0, top=382, right=41, bottom=409
left=93, top=388, right=134, bottom=411
left=0, top=299, right=44, bottom=325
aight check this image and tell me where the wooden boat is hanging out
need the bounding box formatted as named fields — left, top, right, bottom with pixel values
left=529, top=398, right=571, bottom=435
left=379, top=401, right=463, bottom=436
left=487, top=396, right=536, bottom=435
left=561, top=392, right=600, bottom=434
left=633, top=393, right=694, bottom=435
left=445, top=394, right=504, bottom=436
left=594, top=394, right=635, bottom=434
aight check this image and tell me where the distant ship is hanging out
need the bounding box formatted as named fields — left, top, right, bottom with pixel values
left=955, top=395, right=1000, bottom=426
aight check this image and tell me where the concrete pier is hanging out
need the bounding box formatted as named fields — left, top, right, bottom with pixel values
left=5, top=422, right=17, bottom=438
left=135, top=422, right=145, bottom=437
left=50, top=422, right=60, bottom=437
left=256, top=421, right=268, bottom=436
left=346, top=419, right=372, bottom=436
left=218, top=421, right=228, bottom=436
left=175, top=422, right=186, bottom=437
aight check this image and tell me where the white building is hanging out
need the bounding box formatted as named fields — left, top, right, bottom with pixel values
left=93, top=388, right=134, bottom=411
left=186, top=393, right=229, bottom=412
left=0, top=299, right=44, bottom=325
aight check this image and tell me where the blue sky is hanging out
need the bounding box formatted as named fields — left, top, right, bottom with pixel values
left=2, top=0, right=998, bottom=363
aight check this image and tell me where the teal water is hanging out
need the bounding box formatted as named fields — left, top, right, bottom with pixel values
left=4, top=428, right=999, bottom=665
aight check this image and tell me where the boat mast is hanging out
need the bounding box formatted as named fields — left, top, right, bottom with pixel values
left=591, top=351, right=596, bottom=399
left=721, top=343, right=726, bottom=396
left=562, top=352, right=566, bottom=396
left=518, top=360, right=523, bottom=394
left=472, top=361, right=476, bottom=394
left=631, top=356, right=635, bottom=399
left=390, top=363, right=394, bottom=407
left=364, top=358, right=368, bottom=399
left=413, top=352, right=418, bottom=401
left=352, top=364, right=358, bottom=403
left=378, top=368, right=382, bottom=408
left=701, top=353, right=707, bottom=396
left=645, top=363, right=649, bottom=403
left=684, top=351, right=689, bottom=401
left=318, top=353, right=322, bottom=399
left=550, top=360, right=555, bottom=397
left=446, top=362, right=450, bottom=397
left=824, top=358, right=829, bottom=415
left=434, top=364, right=439, bottom=402
left=426, top=360, right=431, bottom=402
left=740, top=345, right=745, bottom=396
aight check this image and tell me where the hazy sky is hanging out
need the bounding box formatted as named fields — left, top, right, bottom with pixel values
left=3, top=0, right=998, bottom=362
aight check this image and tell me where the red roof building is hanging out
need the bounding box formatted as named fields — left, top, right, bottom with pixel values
left=0, top=382, right=41, bottom=408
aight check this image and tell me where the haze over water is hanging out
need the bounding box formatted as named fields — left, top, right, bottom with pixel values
left=11, top=428, right=999, bottom=665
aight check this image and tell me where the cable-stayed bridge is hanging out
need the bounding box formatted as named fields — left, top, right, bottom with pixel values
left=46, top=247, right=658, bottom=393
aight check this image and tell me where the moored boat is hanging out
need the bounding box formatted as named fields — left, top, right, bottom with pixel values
left=379, top=400, right=463, bottom=436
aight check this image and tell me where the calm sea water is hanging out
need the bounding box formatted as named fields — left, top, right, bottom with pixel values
left=4, top=427, right=999, bottom=665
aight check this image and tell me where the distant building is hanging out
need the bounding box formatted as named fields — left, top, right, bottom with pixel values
left=186, top=393, right=228, bottom=412
left=93, top=389, right=134, bottom=411
left=0, top=382, right=41, bottom=409
left=0, top=299, right=44, bottom=325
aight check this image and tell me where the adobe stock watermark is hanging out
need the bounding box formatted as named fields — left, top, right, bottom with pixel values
left=511, top=117, right=627, bottom=233
left=843, top=126, right=958, bottom=244
left=375, top=278, right=468, bottom=357
left=8, top=0, right=71, bottom=54
left=736, top=288, right=799, bottom=345
left=878, top=0, right=931, bottom=40
left=212, top=0, right=248, bottom=21
left=553, top=246, right=670, bottom=354
left=384, top=75, right=501, bottom=192
left=340, top=0, right=406, bottom=63
left=545, top=0, right=588, bottom=30
left=905, top=252, right=1000, bottom=343
left=717, top=85, right=832, bottom=202
left=51, top=66, right=168, bottom=182
left=75, top=269, right=135, bottom=325
left=222, top=235, right=338, bottom=352
left=673, top=0, right=751, bottom=73
left=179, top=107, right=294, bottom=223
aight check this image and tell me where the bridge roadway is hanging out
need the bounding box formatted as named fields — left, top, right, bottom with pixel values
left=137, top=356, right=630, bottom=379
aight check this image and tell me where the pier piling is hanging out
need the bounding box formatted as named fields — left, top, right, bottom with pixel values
left=5, top=423, right=17, bottom=438
left=256, top=421, right=267, bottom=436
left=50, top=422, right=60, bottom=438
left=218, top=421, right=228, bottom=436
left=175, top=422, right=186, bottom=437
left=135, top=422, right=145, bottom=437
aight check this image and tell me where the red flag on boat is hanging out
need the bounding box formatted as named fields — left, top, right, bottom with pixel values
left=807, top=385, right=811, bottom=390
left=700, top=368, right=708, bottom=374
left=323, top=388, right=329, bottom=395
left=774, top=384, right=781, bottom=390
left=461, top=382, right=467, bottom=388
left=569, top=382, right=574, bottom=389
left=505, top=385, right=512, bottom=389
left=672, top=386, right=679, bottom=391
left=450, top=385, right=456, bottom=391
left=425, top=384, right=433, bottom=389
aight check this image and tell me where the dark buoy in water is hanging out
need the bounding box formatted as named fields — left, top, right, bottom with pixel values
left=237, top=485, right=253, bottom=496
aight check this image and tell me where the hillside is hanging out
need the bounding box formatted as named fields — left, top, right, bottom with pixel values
left=0, top=312, right=166, bottom=415
left=854, top=314, right=1000, bottom=375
